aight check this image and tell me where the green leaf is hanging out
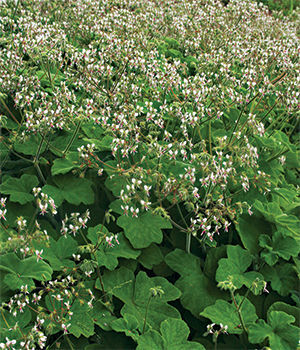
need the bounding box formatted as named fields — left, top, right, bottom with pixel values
left=87, top=225, right=140, bottom=270
left=42, top=175, right=94, bottom=206
left=137, top=330, right=164, bottom=350
left=201, top=295, right=258, bottom=334
left=268, top=302, right=300, bottom=326
left=98, top=267, right=181, bottom=331
left=51, top=152, right=80, bottom=175
left=14, top=134, right=47, bottom=155
left=90, top=302, right=117, bottom=331
left=69, top=300, right=94, bottom=338
left=84, top=135, right=114, bottom=151
left=105, top=175, right=127, bottom=197
left=138, top=244, right=164, bottom=269
left=117, top=212, right=172, bottom=249
left=35, top=236, right=77, bottom=271
left=248, top=311, right=299, bottom=350
left=81, top=122, right=104, bottom=139
left=236, top=214, right=271, bottom=254
left=216, top=245, right=264, bottom=292
left=0, top=253, right=52, bottom=290
left=261, top=263, right=298, bottom=296
left=111, top=314, right=140, bottom=341
left=203, top=246, right=227, bottom=280
left=0, top=174, right=38, bottom=204
left=259, top=231, right=299, bottom=266
left=165, top=249, right=224, bottom=317
left=137, top=319, right=205, bottom=350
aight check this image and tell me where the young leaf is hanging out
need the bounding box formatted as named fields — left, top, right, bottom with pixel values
left=51, top=152, right=80, bottom=175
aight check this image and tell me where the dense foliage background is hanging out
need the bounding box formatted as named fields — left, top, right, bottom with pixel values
left=0, top=0, right=299, bottom=349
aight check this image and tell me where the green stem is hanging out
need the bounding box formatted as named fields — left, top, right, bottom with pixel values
left=12, top=0, right=20, bottom=20
left=142, top=295, right=152, bottom=334
left=63, top=120, right=82, bottom=156
left=65, top=335, right=75, bottom=350
left=176, top=203, right=191, bottom=254
left=0, top=96, right=21, bottom=125
left=79, top=229, right=107, bottom=302
left=34, top=162, right=46, bottom=184
left=186, top=232, right=191, bottom=254
left=230, top=290, right=247, bottom=334
left=266, top=148, right=289, bottom=163
left=227, top=105, right=245, bottom=147
left=208, top=120, right=212, bottom=155
left=290, top=0, right=294, bottom=13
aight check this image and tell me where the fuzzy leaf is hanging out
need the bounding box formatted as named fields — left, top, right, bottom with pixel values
left=165, top=249, right=224, bottom=316
left=111, top=314, right=140, bottom=340
left=138, top=244, right=164, bottom=269
left=90, top=302, right=117, bottom=331
left=34, top=236, right=77, bottom=271
left=248, top=311, right=299, bottom=350
left=268, top=302, right=300, bottom=326
left=69, top=300, right=94, bottom=338
left=51, top=152, right=80, bottom=175
left=42, top=175, right=94, bottom=206
left=0, top=174, right=38, bottom=204
left=236, top=214, right=271, bottom=254
left=216, top=245, right=264, bottom=292
left=88, top=225, right=140, bottom=270
left=14, top=134, right=47, bottom=155
left=0, top=253, right=52, bottom=290
left=117, top=212, right=172, bottom=249
left=137, top=319, right=205, bottom=350
left=259, top=231, right=299, bottom=266
left=261, top=263, right=298, bottom=296
left=99, top=267, right=181, bottom=331
left=201, top=295, right=258, bottom=334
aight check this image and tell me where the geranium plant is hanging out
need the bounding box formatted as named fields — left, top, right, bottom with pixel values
left=0, top=0, right=299, bottom=349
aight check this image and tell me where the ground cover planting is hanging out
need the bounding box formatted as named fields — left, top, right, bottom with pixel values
left=0, top=0, right=299, bottom=349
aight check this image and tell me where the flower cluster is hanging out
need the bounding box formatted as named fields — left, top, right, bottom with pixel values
left=61, top=210, right=90, bottom=237
left=32, top=188, right=57, bottom=216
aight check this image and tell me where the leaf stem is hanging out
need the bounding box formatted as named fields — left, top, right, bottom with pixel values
left=63, top=120, right=82, bottom=156
left=230, top=290, right=247, bottom=334
left=142, top=294, right=152, bottom=334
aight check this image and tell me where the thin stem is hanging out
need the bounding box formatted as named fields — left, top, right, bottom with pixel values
left=142, top=295, right=152, bottom=334
left=0, top=96, right=21, bottom=126
left=63, top=120, right=82, bottom=156
left=34, top=162, right=46, bottom=185
left=208, top=120, right=212, bottom=155
left=227, top=105, right=245, bottom=147
left=230, top=290, right=247, bottom=334
left=79, top=228, right=108, bottom=303
left=65, top=335, right=75, bottom=350
left=176, top=203, right=191, bottom=254
left=186, top=232, right=191, bottom=254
